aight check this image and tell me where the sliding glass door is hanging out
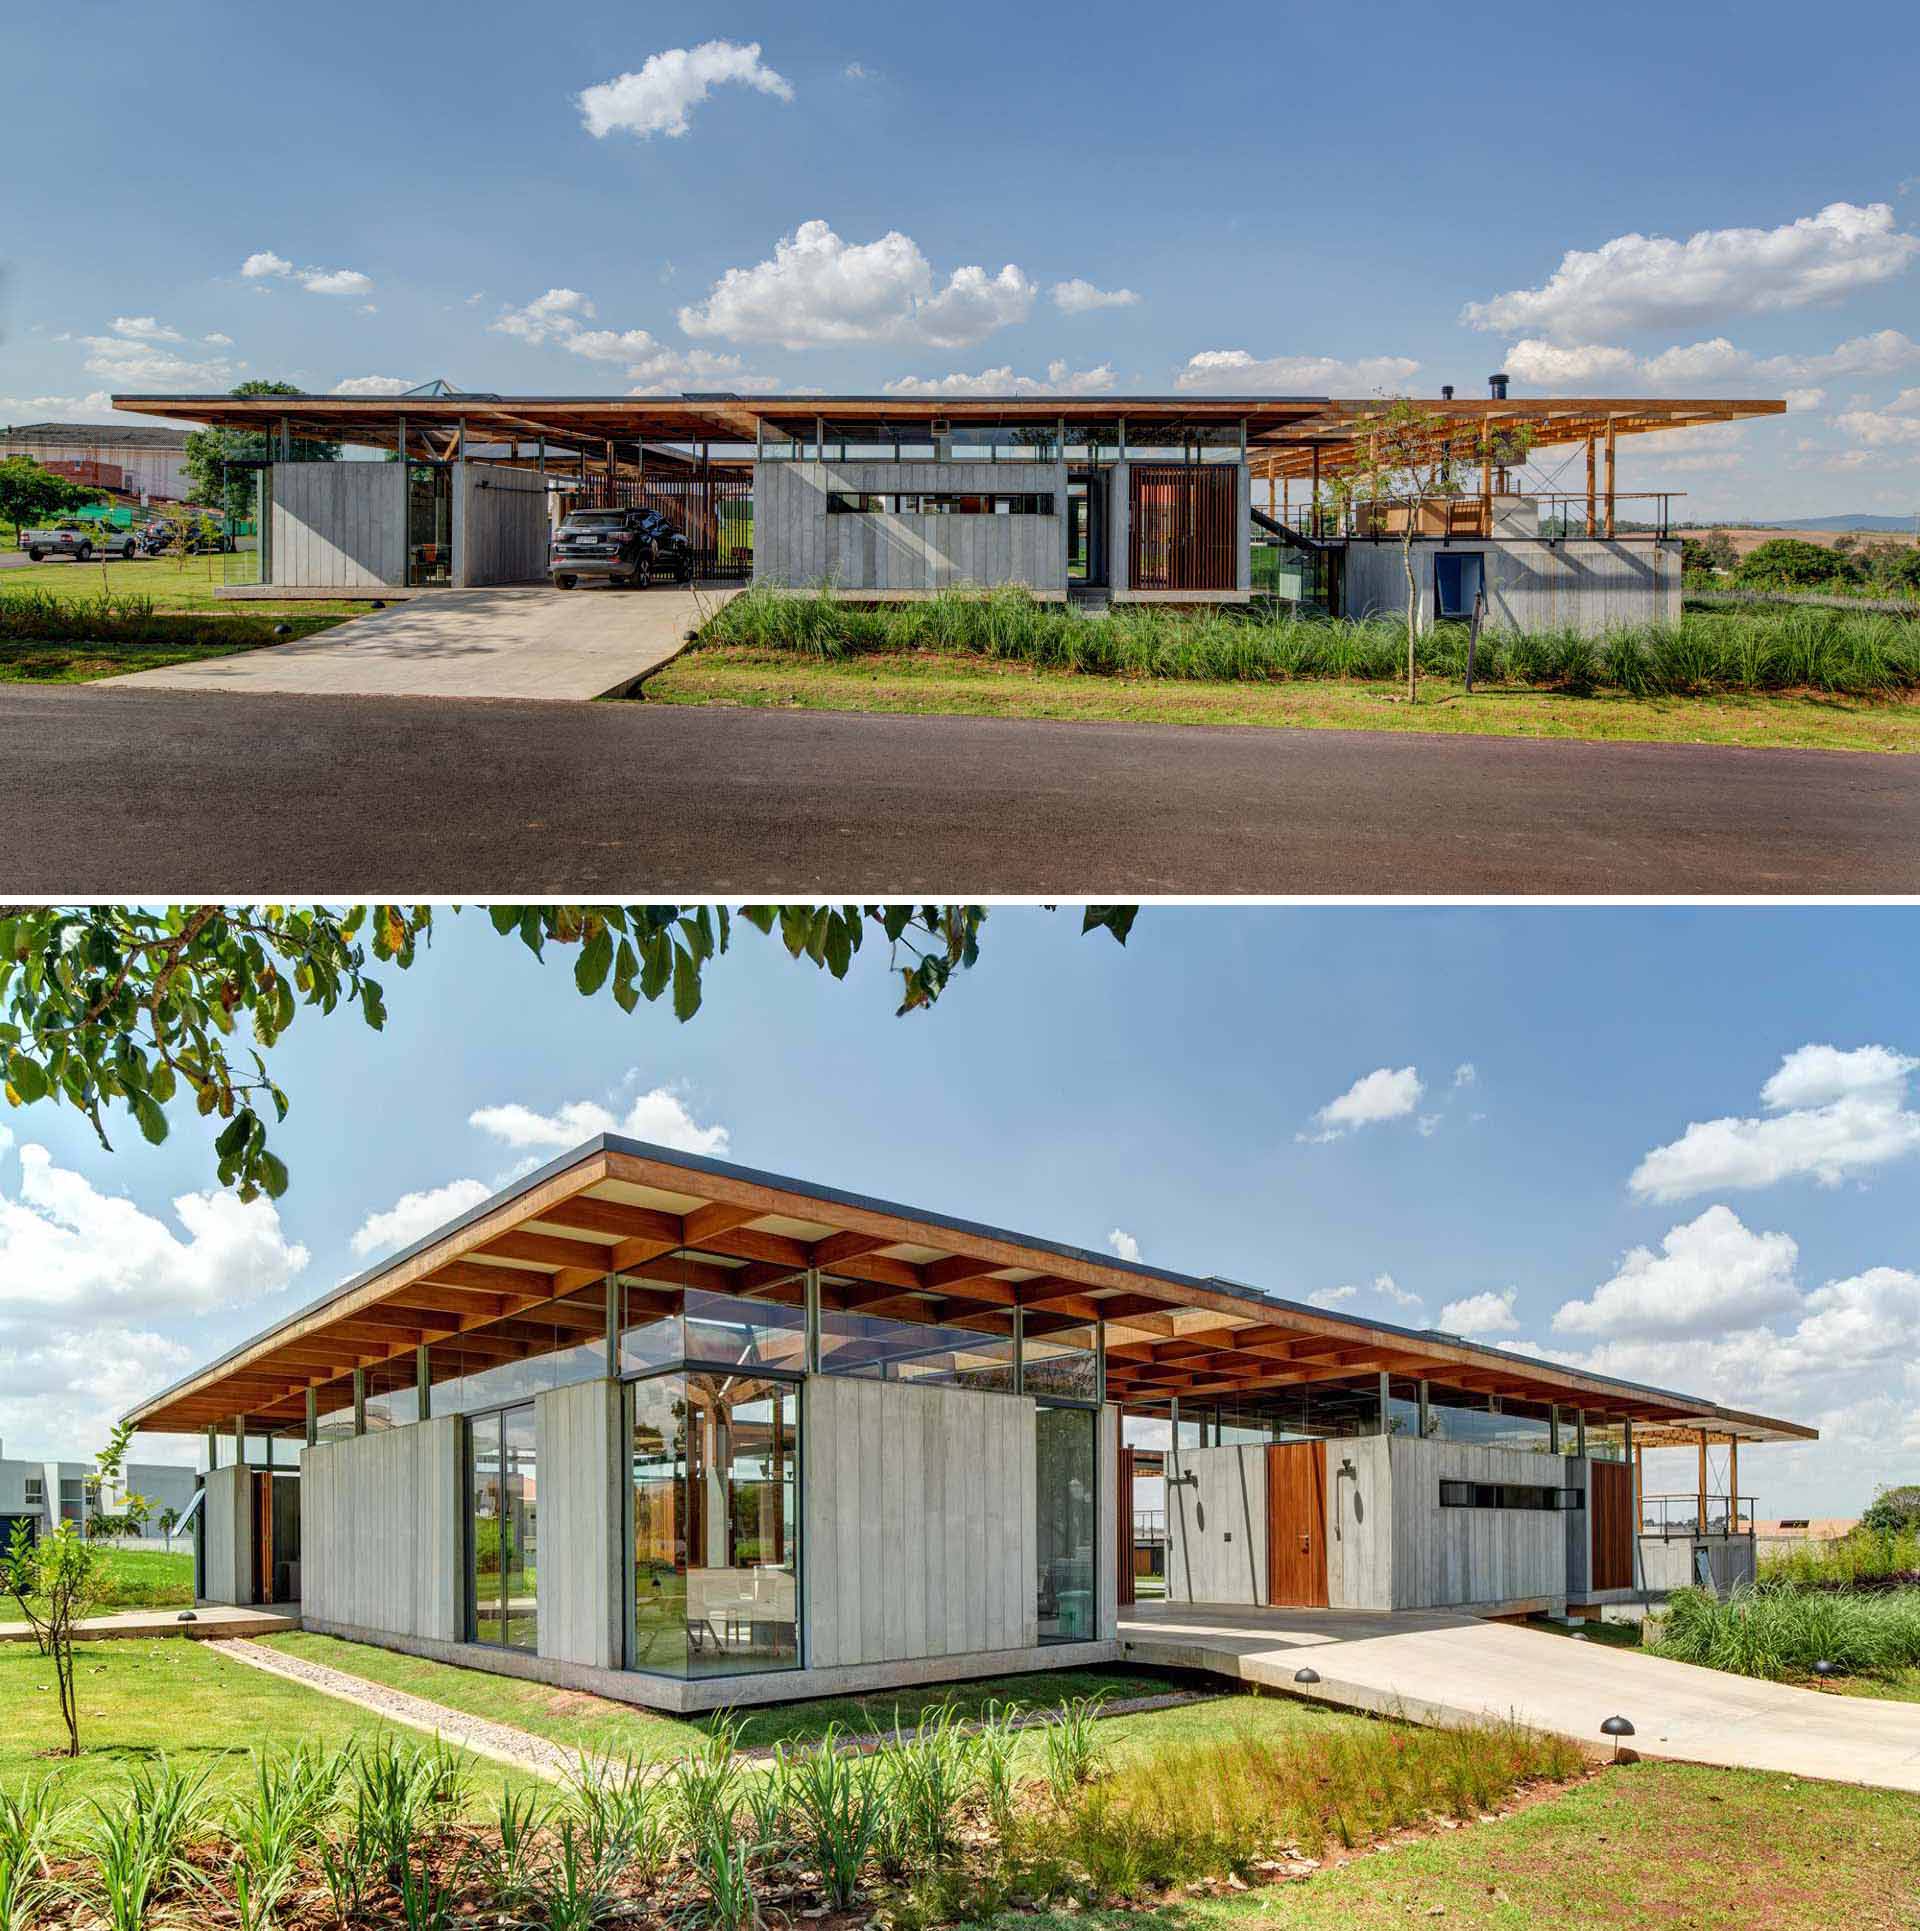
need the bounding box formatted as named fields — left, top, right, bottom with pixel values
left=469, top=1404, right=537, bottom=1650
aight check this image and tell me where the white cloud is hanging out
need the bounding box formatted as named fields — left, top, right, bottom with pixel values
left=241, top=251, right=373, bottom=296
left=578, top=40, right=793, bottom=140
left=1453, top=1063, right=1477, bottom=1088
left=883, top=359, right=1117, bottom=397
left=1297, top=1066, right=1425, bottom=1142
left=203, top=332, right=234, bottom=347
left=1435, top=1287, right=1519, bottom=1335
left=1371, top=1272, right=1425, bottom=1313
left=678, top=220, right=1036, bottom=350
left=1306, top=1272, right=1425, bottom=1320
left=1051, top=279, right=1139, bottom=315
left=1177, top=349, right=1420, bottom=395
left=1416, top=1114, right=1442, bottom=1137
left=0, top=1320, right=194, bottom=1465
left=1307, top=1285, right=1357, bottom=1308
left=1463, top=202, right=1920, bottom=341
left=844, top=62, right=873, bottom=81
left=0, top=1143, right=308, bottom=1324
left=1503, top=327, right=1920, bottom=395
left=1834, top=392, right=1920, bottom=447
left=469, top=1083, right=730, bottom=1157
left=1107, top=1228, right=1142, bottom=1264
left=1630, top=1043, right=1920, bottom=1201
left=349, top=1178, right=493, bottom=1260
left=1553, top=1205, right=1801, bottom=1341
left=0, top=392, right=120, bottom=422
left=111, top=316, right=183, bottom=342
left=490, top=289, right=779, bottom=393
left=331, top=375, right=415, bottom=396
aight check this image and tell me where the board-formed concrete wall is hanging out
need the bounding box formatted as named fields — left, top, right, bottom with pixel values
left=1164, top=1443, right=1268, bottom=1604
left=456, top=462, right=551, bottom=586
left=1341, top=537, right=1682, bottom=636
left=1326, top=1435, right=1394, bottom=1611
left=804, top=1376, right=1038, bottom=1669
left=199, top=1464, right=252, bottom=1606
left=1639, top=1533, right=1756, bottom=1595
left=755, top=461, right=1068, bottom=595
left=301, top=1420, right=462, bottom=1640
left=1386, top=1437, right=1569, bottom=1612
left=535, top=1379, right=624, bottom=1670
left=269, top=461, right=405, bottom=587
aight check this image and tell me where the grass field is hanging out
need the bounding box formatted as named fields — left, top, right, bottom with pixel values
left=5, top=1547, right=195, bottom=1623
left=265, top=1633, right=1192, bottom=1758
left=0, top=1638, right=541, bottom=1807
left=0, top=553, right=365, bottom=618
left=643, top=647, right=1920, bottom=753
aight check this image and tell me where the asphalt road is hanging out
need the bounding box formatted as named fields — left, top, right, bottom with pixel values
left=1, top=685, right=1914, bottom=894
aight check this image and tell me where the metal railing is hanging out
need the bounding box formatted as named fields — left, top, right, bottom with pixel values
left=1640, top=1493, right=1758, bottom=1538
left=1256, top=491, right=1685, bottom=544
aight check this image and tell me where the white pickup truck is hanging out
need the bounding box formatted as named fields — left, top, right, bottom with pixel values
left=18, top=522, right=139, bottom=562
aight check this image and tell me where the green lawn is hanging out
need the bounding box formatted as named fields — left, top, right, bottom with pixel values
left=0, top=1638, right=545, bottom=1807
left=974, top=1760, right=1920, bottom=1930
left=263, top=1632, right=1195, bottom=1758
left=6, top=1547, right=194, bottom=1622
left=0, top=553, right=367, bottom=618
left=642, top=647, right=1920, bottom=754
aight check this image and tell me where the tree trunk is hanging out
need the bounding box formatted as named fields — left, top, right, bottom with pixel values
left=1402, top=531, right=1419, bottom=703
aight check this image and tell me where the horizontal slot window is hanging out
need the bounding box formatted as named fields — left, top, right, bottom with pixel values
left=1440, top=1479, right=1574, bottom=1511
left=827, top=492, right=1055, bottom=515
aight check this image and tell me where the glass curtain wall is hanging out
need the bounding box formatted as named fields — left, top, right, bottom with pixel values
left=629, top=1369, right=801, bottom=1678
left=469, top=1404, right=537, bottom=1651
left=1036, top=1404, right=1096, bottom=1643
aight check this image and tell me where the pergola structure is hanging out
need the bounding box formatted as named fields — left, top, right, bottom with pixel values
left=127, top=1139, right=1813, bottom=1489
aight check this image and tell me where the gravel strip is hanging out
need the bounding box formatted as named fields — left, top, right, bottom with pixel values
left=208, top=1638, right=582, bottom=1783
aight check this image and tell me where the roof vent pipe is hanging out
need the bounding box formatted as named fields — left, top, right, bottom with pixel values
left=1441, top=384, right=1455, bottom=401
left=1488, top=373, right=1510, bottom=400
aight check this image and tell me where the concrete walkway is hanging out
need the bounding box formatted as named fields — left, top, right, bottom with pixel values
left=0, top=1603, right=299, bottom=1643
left=114, top=583, right=736, bottom=702
left=1120, top=1602, right=1920, bottom=1791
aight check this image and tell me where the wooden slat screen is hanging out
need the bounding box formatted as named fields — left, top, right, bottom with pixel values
left=1117, top=1445, right=1136, bottom=1608
left=640, top=469, right=753, bottom=579
left=1128, top=464, right=1237, bottom=591
left=1590, top=1459, right=1634, bottom=1591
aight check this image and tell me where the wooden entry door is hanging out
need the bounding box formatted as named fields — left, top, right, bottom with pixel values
left=1266, top=1443, right=1328, bottom=1607
left=1590, top=1460, right=1633, bottom=1591
left=251, top=1470, right=273, bottom=1605
left=1116, top=1446, right=1137, bottom=1607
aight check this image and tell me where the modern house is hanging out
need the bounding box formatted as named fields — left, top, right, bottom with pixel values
left=125, top=1139, right=1812, bottom=1712
left=1, top=421, right=195, bottom=503
left=111, top=388, right=1783, bottom=632
left=0, top=1436, right=198, bottom=1545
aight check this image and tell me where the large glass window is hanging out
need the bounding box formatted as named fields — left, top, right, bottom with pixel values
left=628, top=1370, right=800, bottom=1679
left=469, top=1404, right=537, bottom=1651
left=620, top=1260, right=808, bottom=1374
left=1036, top=1405, right=1096, bottom=1644
left=818, top=1300, right=1015, bottom=1389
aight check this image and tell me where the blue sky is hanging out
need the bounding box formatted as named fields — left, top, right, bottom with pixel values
left=1, top=906, right=1915, bottom=1519
left=5, top=1, right=1920, bottom=518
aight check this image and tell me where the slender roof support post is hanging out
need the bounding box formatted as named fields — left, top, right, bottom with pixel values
left=1311, top=443, right=1322, bottom=535
left=603, top=1273, right=619, bottom=1376
left=304, top=1388, right=317, bottom=1448
left=233, top=1413, right=245, bottom=1462
left=205, top=1424, right=218, bottom=1470
left=1480, top=422, right=1494, bottom=531
left=1623, top=1416, right=1637, bottom=1519
left=1575, top=1408, right=1587, bottom=1459
left=352, top=1369, right=366, bottom=1438
left=1549, top=1405, right=1561, bottom=1455
left=1418, top=1380, right=1430, bottom=1439
left=1730, top=1437, right=1740, bottom=1533
left=278, top=416, right=291, bottom=461
left=1697, top=1427, right=1709, bottom=1536
left=1604, top=420, right=1617, bottom=538
left=1585, top=435, right=1597, bottom=535
left=1094, top=1317, right=1107, bottom=1409
left=1011, top=1305, right=1025, bottom=1396
left=1168, top=1394, right=1180, bottom=1456
left=1377, top=1369, right=1391, bottom=1435
left=803, top=1267, right=821, bottom=1374
left=416, top=1343, right=431, bottom=1421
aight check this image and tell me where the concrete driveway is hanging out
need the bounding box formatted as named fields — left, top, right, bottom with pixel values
left=114, top=583, right=737, bottom=702
left=1120, top=1602, right=1920, bottom=1790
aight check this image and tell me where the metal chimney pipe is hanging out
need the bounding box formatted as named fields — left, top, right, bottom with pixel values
left=1441, top=384, right=1455, bottom=401
left=1488, top=373, right=1510, bottom=400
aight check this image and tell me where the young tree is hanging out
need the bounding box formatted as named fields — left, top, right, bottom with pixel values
left=0, top=456, right=105, bottom=543
left=182, top=379, right=341, bottom=522
left=1324, top=399, right=1533, bottom=702
left=2, top=1519, right=103, bottom=1754
left=0, top=904, right=1136, bottom=1201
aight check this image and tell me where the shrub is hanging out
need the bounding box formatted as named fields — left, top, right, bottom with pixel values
left=1861, top=1485, right=1920, bottom=1538
left=1734, top=537, right=1861, bottom=590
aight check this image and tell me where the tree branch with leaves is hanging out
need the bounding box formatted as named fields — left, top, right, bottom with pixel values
left=0, top=904, right=1137, bottom=1201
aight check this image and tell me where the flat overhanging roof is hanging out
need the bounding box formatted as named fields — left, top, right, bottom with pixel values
left=108, top=390, right=1785, bottom=476
left=125, top=1139, right=1814, bottom=1447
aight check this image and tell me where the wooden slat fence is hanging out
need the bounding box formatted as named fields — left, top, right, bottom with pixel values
left=1128, top=464, right=1236, bottom=590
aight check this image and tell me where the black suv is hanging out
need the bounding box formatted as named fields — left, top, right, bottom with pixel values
left=550, top=508, right=694, bottom=589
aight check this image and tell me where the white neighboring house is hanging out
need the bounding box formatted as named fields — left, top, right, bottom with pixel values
left=0, top=1436, right=199, bottom=1544
left=0, top=421, right=195, bottom=504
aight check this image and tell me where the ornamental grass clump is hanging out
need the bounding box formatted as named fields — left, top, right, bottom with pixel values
left=1654, top=1582, right=1920, bottom=1681
left=785, top=1727, right=887, bottom=1909
left=0, top=1778, right=67, bottom=1931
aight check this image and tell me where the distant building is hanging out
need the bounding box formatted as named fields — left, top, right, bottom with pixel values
left=1754, top=1516, right=1859, bottom=1554
left=1, top=421, right=195, bottom=503
left=0, top=1434, right=198, bottom=1540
